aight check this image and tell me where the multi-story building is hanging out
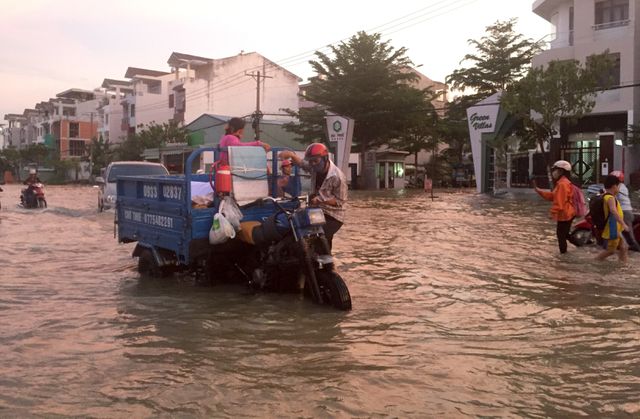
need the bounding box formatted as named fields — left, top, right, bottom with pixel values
left=468, top=0, right=640, bottom=193
left=167, top=51, right=301, bottom=125
left=45, top=89, right=102, bottom=159
left=97, top=79, right=132, bottom=143
left=120, top=68, right=174, bottom=135
left=111, top=52, right=301, bottom=138
left=532, top=0, right=640, bottom=182
left=3, top=114, right=27, bottom=149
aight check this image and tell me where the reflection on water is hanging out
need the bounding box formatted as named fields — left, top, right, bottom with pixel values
left=0, top=184, right=638, bottom=417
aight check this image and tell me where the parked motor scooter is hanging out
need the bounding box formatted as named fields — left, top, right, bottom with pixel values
left=569, top=212, right=640, bottom=250
left=20, top=183, right=47, bottom=209
left=242, top=196, right=352, bottom=310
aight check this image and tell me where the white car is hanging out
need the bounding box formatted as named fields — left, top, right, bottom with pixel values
left=96, top=161, right=169, bottom=211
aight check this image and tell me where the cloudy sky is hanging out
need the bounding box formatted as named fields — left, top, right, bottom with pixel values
left=0, top=0, right=549, bottom=120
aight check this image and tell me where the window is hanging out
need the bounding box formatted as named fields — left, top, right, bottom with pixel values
left=130, top=104, right=135, bottom=118
left=169, top=94, right=174, bottom=108
left=569, top=7, right=574, bottom=45
left=69, top=139, right=85, bottom=157
left=595, top=0, right=629, bottom=28
left=593, top=52, right=621, bottom=87
left=69, top=122, right=79, bottom=138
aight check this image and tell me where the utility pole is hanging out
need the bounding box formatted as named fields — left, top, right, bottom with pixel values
left=245, top=71, right=272, bottom=139
left=83, top=111, right=96, bottom=178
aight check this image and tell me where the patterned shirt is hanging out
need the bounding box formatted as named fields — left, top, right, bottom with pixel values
left=301, top=160, right=348, bottom=223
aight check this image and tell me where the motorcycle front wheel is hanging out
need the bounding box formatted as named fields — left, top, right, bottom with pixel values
left=316, top=271, right=352, bottom=311
left=568, top=228, right=593, bottom=247
left=37, top=198, right=47, bottom=208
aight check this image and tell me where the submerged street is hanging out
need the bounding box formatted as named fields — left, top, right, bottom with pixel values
left=0, top=184, right=638, bottom=417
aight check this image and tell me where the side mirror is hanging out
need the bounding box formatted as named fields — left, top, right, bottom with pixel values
left=95, top=176, right=105, bottom=184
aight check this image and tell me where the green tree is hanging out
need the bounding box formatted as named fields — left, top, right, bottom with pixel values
left=446, top=19, right=544, bottom=99
left=89, top=135, right=112, bottom=176
left=391, top=98, right=439, bottom=172
left=438, top=97, right=473, bottom=166
left=114, top=121, right=189, bottom=161
left=286, top=31, right=433, bottom=153
left=20, top=144, right=50, bottom=166
left=500, top=53, right=616, bottom=173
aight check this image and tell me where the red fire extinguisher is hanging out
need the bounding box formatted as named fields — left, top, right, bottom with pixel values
left=213, top=161, right=232, bottom=194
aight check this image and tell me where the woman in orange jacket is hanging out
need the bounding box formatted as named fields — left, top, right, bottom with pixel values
left=533, top=160, right=576, bottom=254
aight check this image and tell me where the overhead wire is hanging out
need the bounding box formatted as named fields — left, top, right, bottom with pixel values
left=117, top=0, right=485, bottom=118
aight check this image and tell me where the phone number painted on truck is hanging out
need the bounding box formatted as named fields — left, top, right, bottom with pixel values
left=123, top=209, right=176, bottom=229
left=142, top=183, right=184, bottom=201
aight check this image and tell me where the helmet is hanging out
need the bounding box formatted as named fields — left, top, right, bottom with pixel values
left=304, top=143, right=329, bottom=160
left=610, top=170, right=624, bottom=182
left=280, top=159, right=292, bottom=168
left=29, top=168, right=37, bottom=175
left=552, top=160, right=572, bottom=172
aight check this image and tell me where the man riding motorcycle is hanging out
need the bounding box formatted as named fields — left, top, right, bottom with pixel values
left=279, top=143, right=348, bottom=249
left=22, top=168, right=42, bottom=207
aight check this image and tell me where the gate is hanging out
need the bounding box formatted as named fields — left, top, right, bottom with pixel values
left=560, top=146, right=599, bottom=186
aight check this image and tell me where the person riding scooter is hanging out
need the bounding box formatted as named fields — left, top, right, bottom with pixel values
left=22, top=168, right=42, bottom=207
left=279, top=143, right=348, bottom=249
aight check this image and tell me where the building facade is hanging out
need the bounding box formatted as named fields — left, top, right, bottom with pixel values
left=532, top=0, right=640, bottom=183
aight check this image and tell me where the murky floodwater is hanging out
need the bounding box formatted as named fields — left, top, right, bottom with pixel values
left=0, top=183, right=638, bottom=418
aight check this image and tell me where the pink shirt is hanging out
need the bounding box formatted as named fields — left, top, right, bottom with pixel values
left=218, top=134, right=262, bottom=164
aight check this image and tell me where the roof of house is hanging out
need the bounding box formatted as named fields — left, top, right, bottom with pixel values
left=214, top=52, right=302, bottom=82
left=167, top=52, right=212, bottom=68
left=124, top=67, right=171, bottom=78
left=101, top=78, right=132, bottom=88
left=56, top=88, right=96, bottom=100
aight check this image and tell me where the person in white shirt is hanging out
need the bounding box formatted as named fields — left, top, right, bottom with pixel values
left=610, top=171, right=640, bottom=251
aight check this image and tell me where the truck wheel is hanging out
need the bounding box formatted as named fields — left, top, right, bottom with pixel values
left=138, top=249, right=164, bottom=277
left=317, top=271, right=352, bottom=311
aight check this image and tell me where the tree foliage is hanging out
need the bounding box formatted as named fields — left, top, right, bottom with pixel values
left=447, top=19, right=544, bottom=97
left=500, top=52, right=616, bottom=169
left=90, top=136, right=112, bottom=176
left=114, top=120, right=189, bottom=161
left=391, top=95, right=439, bottom=169
left=0, top=144, right=51, bottom=179
left=438, top=97, right=473, bottom=166
left=286, top=31, right=435, bottom=153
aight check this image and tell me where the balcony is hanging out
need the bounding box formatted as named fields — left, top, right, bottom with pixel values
left=593, top=19, right=630, bottom=30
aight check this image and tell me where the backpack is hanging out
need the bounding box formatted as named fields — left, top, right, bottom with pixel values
left=571, top=183, right=587, bottom=217
left=589, top=192, right=612, bottom=230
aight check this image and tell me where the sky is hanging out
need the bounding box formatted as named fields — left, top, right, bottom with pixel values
left=0, top=0, right=550, bottom=122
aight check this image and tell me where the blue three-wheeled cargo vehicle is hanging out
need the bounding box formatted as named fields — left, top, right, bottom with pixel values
left=115, top=146, right=352, bottom=310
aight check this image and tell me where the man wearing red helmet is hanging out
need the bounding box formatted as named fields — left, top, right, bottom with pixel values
left=610, top=170, right=640, bottom=251
left=280, top=143, right=348, bottom=249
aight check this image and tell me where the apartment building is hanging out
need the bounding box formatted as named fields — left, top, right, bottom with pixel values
left=120, top=67, right=174, bottom=135
left=108, top=51, right=301, bottom=139
left=532, top=0, right=640, bottom=182
left=97, top=79, right=133, bottom=144
left=3, top=114, right=27, bottom=149
left=167, top=51, right=301, bottom=125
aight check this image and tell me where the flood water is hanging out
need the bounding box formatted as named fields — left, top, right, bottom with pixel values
left=0, top=183, right=638, bottom=418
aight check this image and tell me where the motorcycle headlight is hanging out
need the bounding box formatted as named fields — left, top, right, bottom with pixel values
left=106, top=195, right=116, bottom=203
left=307, top=208, right=326, bottom=226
